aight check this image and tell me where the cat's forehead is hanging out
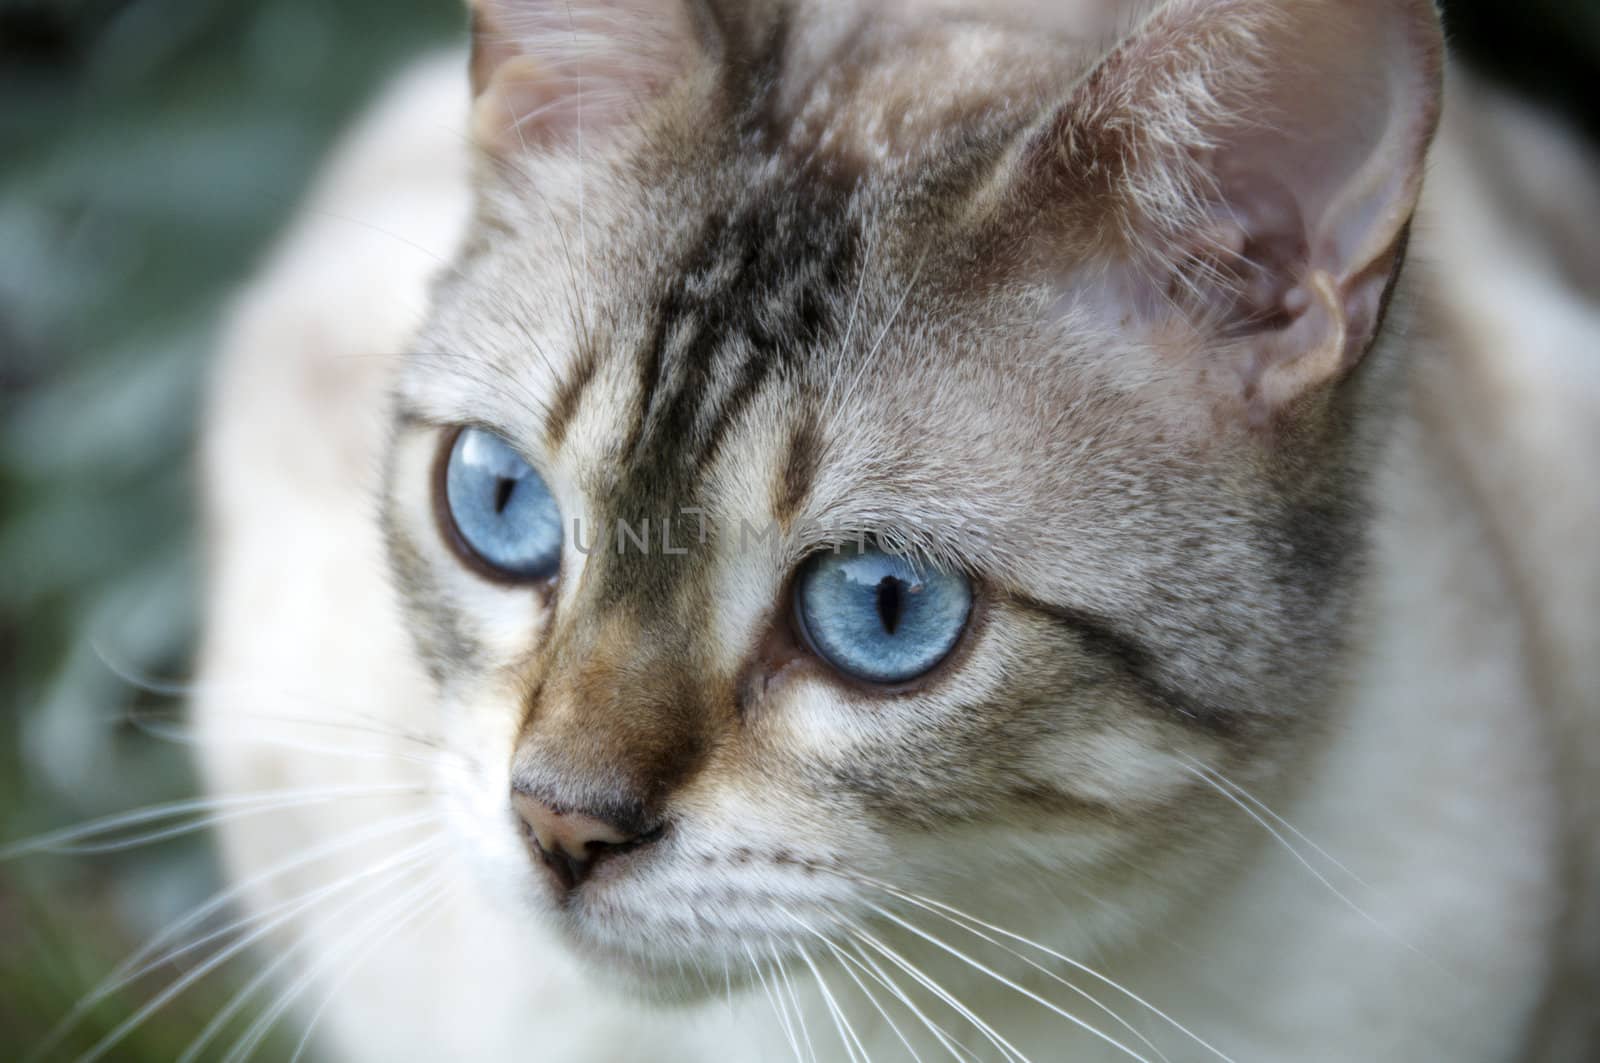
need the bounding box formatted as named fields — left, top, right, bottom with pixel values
left=408, top=8, right=1182, bottom=563
left=419, top=6, right=1110, bottom=415
left=767, top=17, right=1074, bottom=176
left=419, top=133, right=1150, bottom=532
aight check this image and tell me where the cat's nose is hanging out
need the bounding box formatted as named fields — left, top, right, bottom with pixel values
left=510, top=788, right=649, bottom=891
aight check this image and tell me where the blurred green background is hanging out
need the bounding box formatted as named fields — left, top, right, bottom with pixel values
left=0, top=0, right=1595, bottom=1058
left=0, top=1, right=461, bottom=1057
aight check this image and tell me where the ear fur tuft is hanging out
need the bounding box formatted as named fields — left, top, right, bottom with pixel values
left=466, top=0, right=723, bottom=154
left=1025, top=0, right=1445, bottom=422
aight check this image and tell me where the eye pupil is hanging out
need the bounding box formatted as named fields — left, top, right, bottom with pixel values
left=875, top=577, right=902, bottom=636
left=442, top=428, right=563, bottom=581
left=796, top=548, right=971, bottom=685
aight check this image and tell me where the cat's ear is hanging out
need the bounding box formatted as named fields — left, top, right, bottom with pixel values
left=466, top=0, right=729, bottom=153
left=1022, top=0, right=1443, bottom=423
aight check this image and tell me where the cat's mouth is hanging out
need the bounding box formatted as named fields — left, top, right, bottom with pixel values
left=512, top=828, right=861, bottom=999
left=546, top=892, right=805, bottom=1003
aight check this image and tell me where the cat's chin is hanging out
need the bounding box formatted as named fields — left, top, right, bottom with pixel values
left=532, top=896, right=798, bottom=1008
left=555, top=935, right=738, bottom=1007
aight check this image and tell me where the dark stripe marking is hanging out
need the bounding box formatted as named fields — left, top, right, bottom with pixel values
left=775, top=411, right=822, bottom=526
left=544, top=344, right=598, bottom=453
left=1014, top=594, right=1233, bottom=731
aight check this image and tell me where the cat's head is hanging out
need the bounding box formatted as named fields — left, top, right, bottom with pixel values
left=383, top=0, right=1442, bottom=996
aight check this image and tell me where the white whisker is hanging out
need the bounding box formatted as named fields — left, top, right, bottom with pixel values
left=895, top=898, right=1170, bottom=1063
left=95, top=640, right=446, bottom=760
left=288, top=876, right=455, bottom=1063
left=770, top=942, right=820, bottom=1063
left=178, top=864, right=444, bottom=1063
left=851, top=925, right=1029, bottom=1063
left=303, top=206, right=467, bottom=280
left=796, top=940, right=870, bottom=1063
left=804, top=927, right=924, bottom=1063
left=2, top=783, right=428, bottom=860
left=222, top=871, right=452, bottom=1063
left=835, top=251, right=929, bottom=416
left=127, top=823, right=425, bottom=991
left=1177, top=755, right=1371, bottom=889
left=746, top=941, right=804, bottom=1063
left=859, top=881, right=1199, bottom=1063
left=564, top=0, right=591, bottom=332
left=836, top=869, right=1235, bottom=1062
left=131, top=716, right=457, bottom=771
left=121, top=698, right=452, bottom=754
left=71, top=837, right=443, bottom=1063
left=849, top=938, right=981, bottom=1062
left=824, top=231, right=876, bottom=412
left=1182, top=765, right=1425, bottom=958
left=29, top=810, right=438, bottom=1061
left=865, top=902, right=1151, bottom=1063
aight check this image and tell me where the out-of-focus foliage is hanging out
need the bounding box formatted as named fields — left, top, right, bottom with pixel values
left=0, top=0, right=1593, bottom=1058
left=0, top=1, right=457, bottom=1056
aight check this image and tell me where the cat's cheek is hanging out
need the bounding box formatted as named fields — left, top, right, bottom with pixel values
left=455, top=583, right=557, bottom=661
left=1029, top=722, right=1219, bottom=810
left=430, top=679, right=554, bottom=908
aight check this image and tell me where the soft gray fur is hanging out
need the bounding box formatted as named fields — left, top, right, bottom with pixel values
left=192, top=1, right=1600, bottom=1059
left=383, top=0, right=1419, bottom=986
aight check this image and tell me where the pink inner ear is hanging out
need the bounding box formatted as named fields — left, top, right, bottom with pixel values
left=1186, top=1, right=1440, bottom=347
left=1019, top=0, right=1443, bottom=426
left=1165, top=170, right=1309, bottom=336
left=473, top=55, right=637, bottom=153
left=1055, top=0, right=1443, bottom=415
left=468, top=0, right=713, bottom=154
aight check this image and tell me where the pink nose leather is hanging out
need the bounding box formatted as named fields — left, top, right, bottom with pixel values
left=513, top=793, right=630, bottom=854
left=511, top=791, right=634, bottom=891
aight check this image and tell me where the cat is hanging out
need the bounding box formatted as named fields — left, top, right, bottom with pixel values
left=193, top=0, right=1600, bottom=1059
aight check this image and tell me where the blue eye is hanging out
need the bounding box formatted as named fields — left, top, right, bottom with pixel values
left=442, top=428, right=563, bottom=580
left=795, top=548, right=973, bottom=685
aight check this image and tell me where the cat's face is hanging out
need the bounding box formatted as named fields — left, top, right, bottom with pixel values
left=381, top=0, right=1440, bottom=996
